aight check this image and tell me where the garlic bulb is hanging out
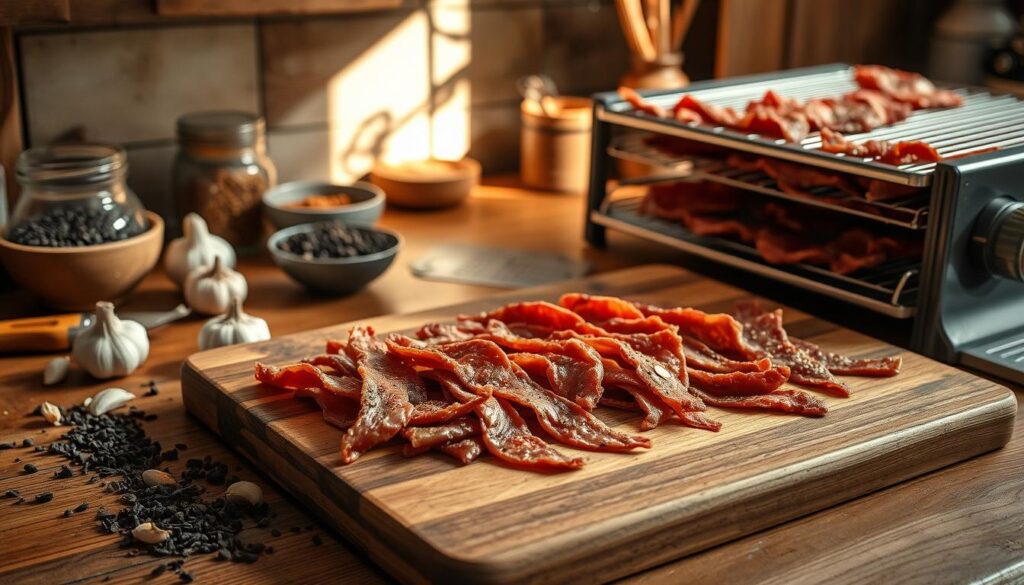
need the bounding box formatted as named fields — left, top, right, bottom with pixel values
left=183, top=257, right=248, bottom=316
left=198, top=297, right=270, bottom=350
left=71, top=302, right=150, bottom=379
left=164, top=213, right=236, bottom=288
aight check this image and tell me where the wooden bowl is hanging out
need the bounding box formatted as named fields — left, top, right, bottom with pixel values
left=370, top=158, right=480, bottom=210
left=0, top=211, right=164, bottom=310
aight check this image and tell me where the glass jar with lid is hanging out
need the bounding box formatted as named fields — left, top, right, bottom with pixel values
left=5, top=144, right=147, bottom=247
left=173, top=111, right=277, bottom=252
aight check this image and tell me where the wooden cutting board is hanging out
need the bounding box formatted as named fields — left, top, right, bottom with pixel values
left=181, top=265, right=1017, bottom=585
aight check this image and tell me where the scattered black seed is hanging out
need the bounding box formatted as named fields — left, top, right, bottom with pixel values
left=35, top=404, right=272, bottom=574
left=151, top=564, right=167, bottom=577
left=55, top=464, right=74, bottom=479
left=278, top=222, right=396, bottom=260
left=63, top=509, right=73, bottom=517
left=5, top=489, right=20, bottom=498
left=23, top=463, right=38, bottom=474
left=179, top=571, right=194, bottom=583
left=14, top=497, right=25, bottom=505
left=21, top=438, right=34, bottom=447
left=145, top=387, right=159, bottom=397
left=312, top=534, right=322, bottom=546
left=175, top=443, right=188, bottom=451
left=270, top=529, right=281, bottom=537
left=34, top=492, right=53, bottom=504
left=0, top=442, right=14, bottom=450
left=7, top=205, right=144, bottom=248
left=74, top=502, right=90, bottom=513
left=144, top=414, right=158, bottom=422
left=217, top=548, right=232, bottom=561
left=34, top=445, right=45, bottom=452
left=13, top=457, right=20, bottom=463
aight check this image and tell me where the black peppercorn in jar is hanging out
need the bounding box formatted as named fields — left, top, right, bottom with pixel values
left=5, top=144, right=147, bottom=247
left=173, top=111, right=277, bottom=252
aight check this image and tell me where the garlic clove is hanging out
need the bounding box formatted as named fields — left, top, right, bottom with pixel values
left=43, top=356, right=70, bottom=386
left=142, top=469, right=176, bottom=487
left=40, top=401, right=63, bottom=426
left=132, top=522, right=171, bottom=544
left=72, top=302, right=150, bottom=379
left=184, top=257, right=248, bottom=316
left=87, top=387, right=135, bottom=416
left=225, top=481, right=263, bottom=506
left=198, top=296, right=271, bottom=350
left=164, top=213, right=237, bottom=288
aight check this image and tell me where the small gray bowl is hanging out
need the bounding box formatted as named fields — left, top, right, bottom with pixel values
left=267, top=222, right=401, bottom=295
left=263, top=180, right=385, bottom=229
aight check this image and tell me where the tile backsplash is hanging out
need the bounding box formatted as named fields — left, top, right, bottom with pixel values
left=13, top=0, right=637, bottom=228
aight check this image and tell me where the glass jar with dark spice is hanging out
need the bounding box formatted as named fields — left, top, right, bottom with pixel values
left=5, top=144, right=147, bottom=247
left=173, top=111, right=276, bottom=252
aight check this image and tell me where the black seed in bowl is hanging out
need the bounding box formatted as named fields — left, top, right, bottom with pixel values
left=277, top=223, right=395, bottom=261
left=7, top=205, right=144, bottom=248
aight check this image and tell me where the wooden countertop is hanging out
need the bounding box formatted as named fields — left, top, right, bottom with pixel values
left=0, top=179, right=1021, bottom=584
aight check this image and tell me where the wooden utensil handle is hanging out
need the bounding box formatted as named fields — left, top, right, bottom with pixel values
left=0, top=314, right=80, bottom=352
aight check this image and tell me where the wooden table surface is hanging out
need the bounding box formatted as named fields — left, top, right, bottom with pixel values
left=1, top=179, right=1022, bottom=585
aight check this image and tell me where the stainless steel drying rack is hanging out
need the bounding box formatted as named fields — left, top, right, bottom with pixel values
left=591, top=192, right=919, bottom=318
left=596, top=66, right=1024, bottom=186
left=608, top=133, right=931, bottom=229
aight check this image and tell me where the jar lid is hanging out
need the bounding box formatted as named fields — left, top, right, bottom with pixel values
left=16, top=143, right=127, bottom=186
left=177, top=111, right=265, bottom=148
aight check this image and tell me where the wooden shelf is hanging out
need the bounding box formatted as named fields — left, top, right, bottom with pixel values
left=156, top=0, right=404, bottom=17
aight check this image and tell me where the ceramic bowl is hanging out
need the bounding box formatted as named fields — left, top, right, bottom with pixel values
left=267, top=222, right=401, bottom=295
left=263, top=181, right=385, bottom=229
left=370, top=158, right=480, bottom=209
left=0, top=211, right=164, bottom=310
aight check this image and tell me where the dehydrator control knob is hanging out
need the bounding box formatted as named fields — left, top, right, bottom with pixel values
left=974, top=199, right=1024, bottom=282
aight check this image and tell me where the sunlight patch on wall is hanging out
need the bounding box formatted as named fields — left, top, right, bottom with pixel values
left=327, top=3, right=471, bottom=183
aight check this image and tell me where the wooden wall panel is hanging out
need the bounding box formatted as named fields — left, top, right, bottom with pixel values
left=714, top=0, right=789, bottom=77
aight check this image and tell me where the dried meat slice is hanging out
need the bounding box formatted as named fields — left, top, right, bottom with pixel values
left=294, top=387, right=359, bottom=429
left=555, top=332, right=708, bottom=422
left=791, top=338, right=901, bottom=377
left=690, top=387, right=827, bottom=417
left=559, top=293, right=645, bottom=321
left=733, top=302, right=850, bottom=397
left=338, top=327, right=420, bottom=463
left=429, top=370, right=583, bottom=470
left=439, top=437, right=485, bottom=464
left=632, top=302, right=759, bottom=359
left=464, top=301, right=606, bottom=337
left=254, top=362, right=361, bottom=400
left=304, top=353, right=358, bottom=377
left=402, top=416, right=480, bottom=449
left=688, top=366, right=791, bottom=396
left=854, top=65, right=963, bottom=109
left=388, top=338, right=651, bottom=452
left=409, top=393, right=491, bottom=426
left=681, top=336, right=771, bottom=373
left=507, top=351, right=605, bottom=411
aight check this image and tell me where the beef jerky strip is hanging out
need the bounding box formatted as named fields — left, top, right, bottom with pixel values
left=304, top=353, right=358, bottom=377
left=559, top=293, right=646, bottom=322
left=554, top=331, right=706, bottom=418
left=338, top=327, right=419, bottom=463
left=632, top=302, right=760, bottom=359
left=254, top=363, right=361, bottom=400
left=733, top=302, right=850, bottom=397
left=439, top=436, right=485, bottom=464
left=681, top=336, right=772, bottom=374
left=388, top=338, right=650, bottom=452
left=688, top=366, right=791, bottom=396
left=603, top=359, right=721, bottom=431
left=463, top=301, right=606, bottom=337
left=690, top=387, right=827, bottom=417
left=409, top=392, right=491, bottom=426
left=429, top=370, right=583, bottom=470
left=791, top=338, right=901, bottom=377
left=294, top=387, right=358, bottom=429
left=402, top=416, right=480, bottom=449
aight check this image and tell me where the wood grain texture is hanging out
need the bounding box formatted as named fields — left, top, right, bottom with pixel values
left=714, top=0, right=788, bottom=77
left=182, top=264, right=1017, bottom=585
left=0, top=0, right=69, bottom=26
left=1, top=27, right=21, bottom=210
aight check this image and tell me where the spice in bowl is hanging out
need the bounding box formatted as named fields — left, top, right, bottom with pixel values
left=277, top=223, right=395, bottom=260
left=7, top=206, right=145, bottom=247
left=284, top=193, right=353, bottom=209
